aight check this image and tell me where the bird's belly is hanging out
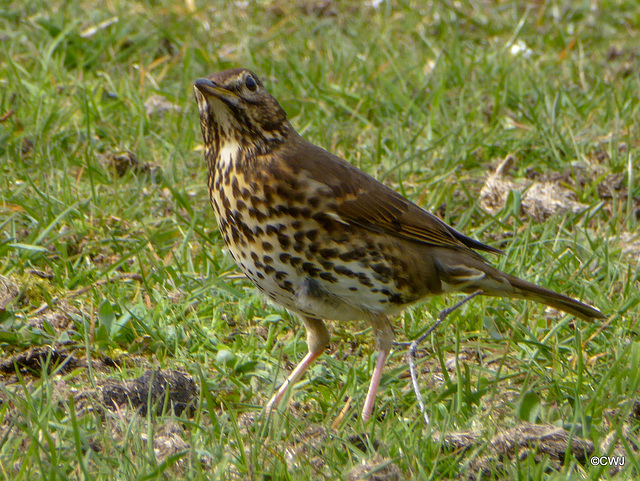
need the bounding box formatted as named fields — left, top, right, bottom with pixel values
left=227, top=237, right=407, bottom=321
left=210, top=173, right=428, bottom=321
left=216, top=217, right=419, bottom=320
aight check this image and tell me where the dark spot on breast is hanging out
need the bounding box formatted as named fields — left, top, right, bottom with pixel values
left=348, top=286, right=358, bottom=291
left=212, top=200, right=221, bottom=216
left=264, top=265, right=276, bottom=275
left=290, top=257, right=303, bottom=267
left=239, top=222, right=254, bottom=243
left=224, top=167, right=231, bottom=186
left=339, top=248, right=366, bottom=262
left=262, top=241, right=273, bottom=252
left=319, top=272, right=338, bottom=283
left=319, top=248, right=339, bottom=259
left=241, top=188, right=251, bottom=200
left=357, top=273, right=373, bottom=287
left=251, top=252, right=259, bottom=262
left=293, top=232, right=305, bottom=244
left=231, top=178, right=241, bottom=198
left=334, top=265, right=355, bottom=277
left=275, top=271, right=288, bottom=281
left=273, top=205, right=289, bottom=216
left=300, top=208, right=312, bottom=218
left=308, top=243, right=319, bottom=254
left=288, top=206, right=300, bottom=218
left=266, top=224, right=282, bottom=235
left=256, top=272, right=265, bottom=279
left=305, top=229, right=318, bottom=241
left=291, top=220, right=302, bottom=229
left=279, top=253, right=291, bottom=263
left=230, top=226, right=240, bottom=243
left=302, top=262, right=320, bottom=277
left=293, top=243, right=304, bottom=253
left=277, top=234, right=291, bottom=249
left=255, top=210, right=267, bottom=222
left=263, top=256, right=273, bottom=264
left=308, top=197, right=320, bottom=208
left=232, top=207, right=244, bottom=221
left=320, top=260, right=334, bottom=270
left=281, top=280, right=294, bottom=292
left=220, top=191, right=231, bottom=210
left=236, top=200, right=247, bottom=211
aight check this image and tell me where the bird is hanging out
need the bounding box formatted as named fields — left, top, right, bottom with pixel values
left=193, top=68, right=605, bottom=422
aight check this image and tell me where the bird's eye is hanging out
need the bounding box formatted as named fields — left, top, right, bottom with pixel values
left=244, top=75, right=258, bottom=92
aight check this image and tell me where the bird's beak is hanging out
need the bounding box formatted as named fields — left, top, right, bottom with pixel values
left=194, top=78, right=239, bottom=101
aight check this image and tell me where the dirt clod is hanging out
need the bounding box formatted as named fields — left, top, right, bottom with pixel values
left=102, top=369, right=197, bottom=416
left=465, top=423, right=594, bottom=480
left=479, top=155, right=588, bottom=222
left=103, top=151, right=161, bottom=179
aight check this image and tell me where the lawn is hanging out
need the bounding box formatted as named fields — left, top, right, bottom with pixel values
left=1, top=0, right=638, bottom=479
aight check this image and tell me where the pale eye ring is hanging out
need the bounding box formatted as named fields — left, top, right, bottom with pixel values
left=245, top=75, right=257, bottom=92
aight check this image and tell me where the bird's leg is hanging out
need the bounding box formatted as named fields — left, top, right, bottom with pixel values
left=264, top=316, right=330, bottom=416
left=400, top=290, right=483, bottom=425
left=362, top=314, right=395, bottom=422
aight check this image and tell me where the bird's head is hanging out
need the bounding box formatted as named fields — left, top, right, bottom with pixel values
left=193, top=68, right=290, bottom=155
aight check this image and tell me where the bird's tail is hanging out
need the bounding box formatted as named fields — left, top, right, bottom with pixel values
left=433, top=249, right=605, bottom=321
left=498, top=272, right=605, bottom=321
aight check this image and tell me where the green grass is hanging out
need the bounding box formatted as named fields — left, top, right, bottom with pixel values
left=1, top=0, right=639, bottom=479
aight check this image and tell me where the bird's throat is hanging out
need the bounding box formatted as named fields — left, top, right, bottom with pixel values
left=217, top=141, right=242, bottom=172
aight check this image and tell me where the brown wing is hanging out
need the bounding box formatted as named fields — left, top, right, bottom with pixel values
left=281, top=133, right=502, bottom=258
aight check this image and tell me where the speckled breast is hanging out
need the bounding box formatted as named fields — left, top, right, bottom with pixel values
left=207, top=148, right=425, bottom=321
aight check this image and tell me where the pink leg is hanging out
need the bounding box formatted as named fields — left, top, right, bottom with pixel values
left=361, top=349, right=389, bottom=422
left=264, top=350, right=324, bottom=414
left=361, top=314, right=394, bottom=422
left=264, top=316, right=329, bottom=416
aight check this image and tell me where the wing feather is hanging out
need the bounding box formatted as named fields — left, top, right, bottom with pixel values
left=280, top=134, right=502, bottom=258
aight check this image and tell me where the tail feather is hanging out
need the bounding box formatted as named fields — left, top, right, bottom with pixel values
left=432, top=249, right=605, bottom=321
left=503, top=273, right=605, bottom=321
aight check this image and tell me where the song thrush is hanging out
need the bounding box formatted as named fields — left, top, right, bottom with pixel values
left=193, top=68, right=605, bottom=422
